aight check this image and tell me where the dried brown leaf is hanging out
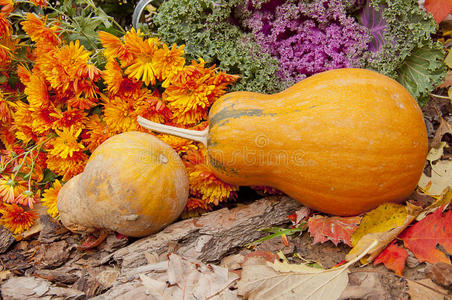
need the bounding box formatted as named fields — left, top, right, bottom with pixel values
left=406, top=279, right=449, bottom=300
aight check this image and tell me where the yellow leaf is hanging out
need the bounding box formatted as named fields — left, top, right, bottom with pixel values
left=346, top=203, right=421, bottom=264
left=445, top=49, right=452, bottom=68
left=448, top=87, right=452, bottom=105
left=350, top=203, right=407, bottom=247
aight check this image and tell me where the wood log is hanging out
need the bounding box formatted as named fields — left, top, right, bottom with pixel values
left=106, top=196, right=301, bottom=273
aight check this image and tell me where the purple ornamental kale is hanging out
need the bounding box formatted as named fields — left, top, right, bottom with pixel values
left=238, top=0, right=371, bottom=84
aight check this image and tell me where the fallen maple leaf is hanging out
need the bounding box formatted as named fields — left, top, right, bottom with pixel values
left=400, top=206, right=452, bottom=264
left=373, top=241, right=408, bottom=276
left=308, top=215, right=361, bottom=246
left=424, top=0, right=452, bottom=24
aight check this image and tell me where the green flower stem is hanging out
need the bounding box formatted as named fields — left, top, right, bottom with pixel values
left=430, top=94, right=451, bottom=100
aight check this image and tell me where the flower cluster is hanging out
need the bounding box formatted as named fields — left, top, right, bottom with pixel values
left=0, top=2, right=239, bottom=235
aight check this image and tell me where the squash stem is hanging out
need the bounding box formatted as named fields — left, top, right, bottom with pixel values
left=137, top=116, right=209, bottom=146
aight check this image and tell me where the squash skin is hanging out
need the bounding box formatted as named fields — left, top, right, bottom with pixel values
left=57, top=131, right=189, bottom=237
left=206, top=68, right=428, bottom=216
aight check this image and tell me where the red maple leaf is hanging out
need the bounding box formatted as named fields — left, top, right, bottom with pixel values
left=400, top=207, right=452, bottom=264
left=424, top=0, right=452, bottom=24
left=373, top=241, right=408, bottom=276
left=308, top=215, right=361, bottom=246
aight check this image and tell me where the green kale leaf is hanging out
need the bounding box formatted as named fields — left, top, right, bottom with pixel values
left=397, top=43, right=447, bottom=106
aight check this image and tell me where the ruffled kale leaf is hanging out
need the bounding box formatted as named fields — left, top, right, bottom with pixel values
left=397, top=44, right=447, bottom=106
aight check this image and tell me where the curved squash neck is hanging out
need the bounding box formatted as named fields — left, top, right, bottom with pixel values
left=137, top=116, right=209, bottom=146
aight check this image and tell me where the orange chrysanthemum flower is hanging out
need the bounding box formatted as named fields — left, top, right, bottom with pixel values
left=48, top=126, right=85, bottom=159
left=207, top=71, right=239, bottom=101
left=15, top=190, right=40, bottom=209
left=164, top=61, right=216, bottom=125
left=103, top=89, right=163, bottom=133
left=16, top=65, right=32, bottom=84
left=185, top=197, right=212, bottom=211
left=0, top=126, right=16, bottom=150
left=99, top=30, right=130, bottom=62
left=0, top=175, right=27, bottom=204
left=39, top=40, right=91, bottom=94
left=67, top=95, right=98, bottom=110
left=41, top=180, right=61, bottom=218
left=30, top=0, right=46, bottom=7
left=153, top=43, right=185, bottom=87
left=0, top=203, right=38, bottom=235
left=0, top=0, right=14, bottom=15
left=82, top=114, right=113, bottom=152
left=78, top=63, right=102, bottom=81
left=24, top=72, right=50, bottom=108
left=13, top=101, right=37, bottom=144
left=103, top=95, right=140, bottom=133
left=188, top=163, right=238, bottom=206
left=0, top=36, right=17, bottom=71
left=50, top=108, right=87, bottom=131
left=123, top=29, right=161, bottom=86
left=0, top=13, right=11, bottom=38
left=0, top=93, right=12, bottom=123
left=159, top=134, right=198, bottom=154
left=21, top=13, right=60, bottom=52
left=12, top=152, right=45, bottom=183
left=30, top=105, right=58, bottom=135
left=46, top=151, right=88, bottom=181
left=103, top=59, right=141, bottom=96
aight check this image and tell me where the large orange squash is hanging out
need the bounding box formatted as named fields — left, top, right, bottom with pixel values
left=138, top=68, right=428, bottom=216
left=57, top=131, right=189, bottom=237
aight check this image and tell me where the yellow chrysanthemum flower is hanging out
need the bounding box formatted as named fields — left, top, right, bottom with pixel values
left=49, top=126, right=85, bottom=159
left=123, top=29, right=161, bottom=86
left=41, top=180, right=62, bottom=218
